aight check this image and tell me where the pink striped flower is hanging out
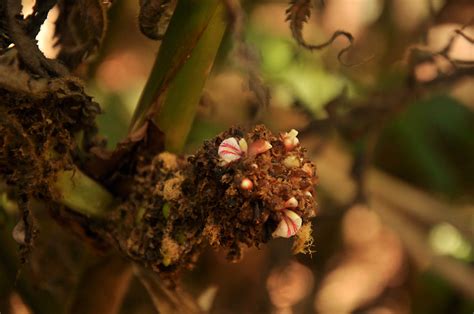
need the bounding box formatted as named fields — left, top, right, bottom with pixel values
left=272, top=210, right=302, bottom=238
left=218, top=137, right=247, bottom=164
left=219, top=137, right=272, bottom=165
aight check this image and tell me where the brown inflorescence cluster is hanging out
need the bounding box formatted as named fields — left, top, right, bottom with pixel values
left=119, top=125, right=317, bottom=278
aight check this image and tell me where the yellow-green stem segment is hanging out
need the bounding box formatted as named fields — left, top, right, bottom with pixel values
left=55, top=169, right=117, bottom=217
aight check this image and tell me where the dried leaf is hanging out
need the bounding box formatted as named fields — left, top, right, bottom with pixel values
left=138, top=0, right=175, bottom=40
left=55, top=0, right=108, bottom=69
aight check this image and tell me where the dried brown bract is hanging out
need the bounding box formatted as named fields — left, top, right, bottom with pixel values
left=117, top=125, right=317, bottom=279
left=138, top=0, right=176, bottom=40
left=55, top=0, right=110, bottom=69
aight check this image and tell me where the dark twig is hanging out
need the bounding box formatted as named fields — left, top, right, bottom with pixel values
left=5, top=0, right=67, bottom=76
left=25, top=0, right=58, bottom=38
left=454, top=29, right=474, bottom=43
left=408, top=21, right=474, bottom=71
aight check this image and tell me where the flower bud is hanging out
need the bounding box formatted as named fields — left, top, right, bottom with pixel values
left=218, top=137, right=244, bottom=164
left=272, top=210, right=302, bottom=238
left=283, top=155, right=301, bottom=168
left=285, top=197, right=298, bottom=208
left=281, top=129, right=299, bottom=151
left=248, top=139, right=272, bottom=157
left=240, top=178, right=253, bottom=190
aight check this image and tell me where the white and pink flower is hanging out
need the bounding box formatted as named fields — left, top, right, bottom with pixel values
left=272, top=209, right=302, bottom=238
left=273, top=197, right=303, bottom=238
left=218, top=137, right=272, bottom=165
left=218, top=137, right=246, bottom=164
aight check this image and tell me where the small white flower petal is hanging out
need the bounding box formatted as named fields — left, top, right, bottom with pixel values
left=238, top=138, right=248, bottom=154
left=281, top=129, right=300, bottom=151
left=272, top=210, right=302, bottom=238
left=285, top=197, right=298, bottom=208
left=288, top=129, right=298, bottom=138
left=218, top=137, right=243, bottom=164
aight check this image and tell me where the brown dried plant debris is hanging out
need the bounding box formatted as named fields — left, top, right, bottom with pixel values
left=0, top=59, right=100, bottom=256
left=115, top=125, right=317, bottom=279
left=138, top=0, right=176, bottom=40
left=55, top=0, right=110, bottom=69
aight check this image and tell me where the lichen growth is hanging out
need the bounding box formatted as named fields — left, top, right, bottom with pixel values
left=292, top=222, right=314, bottom=255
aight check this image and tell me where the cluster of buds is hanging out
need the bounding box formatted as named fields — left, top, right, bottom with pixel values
left=122, top=125, right=316, bottom=276
left=217, top=126, right=315, bottom=242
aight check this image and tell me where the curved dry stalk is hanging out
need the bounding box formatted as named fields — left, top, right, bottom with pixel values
left=285, top=0, right=367, bottom=66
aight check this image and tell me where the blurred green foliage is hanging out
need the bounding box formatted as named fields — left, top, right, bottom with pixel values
left=375, top=95, right=474, bottom=199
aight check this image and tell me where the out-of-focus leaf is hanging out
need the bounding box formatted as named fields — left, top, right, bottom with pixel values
left=375, top=95, right=474, bottom=197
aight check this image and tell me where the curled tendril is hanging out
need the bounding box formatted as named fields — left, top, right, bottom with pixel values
left=285, top=0, right=373, bottom=67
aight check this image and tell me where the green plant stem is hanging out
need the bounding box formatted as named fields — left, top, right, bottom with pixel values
left=54, top=168, right=116, bottom=217
left=130, top=0, right=227, bottom=153
left=52, top=0, right=227, bottom=216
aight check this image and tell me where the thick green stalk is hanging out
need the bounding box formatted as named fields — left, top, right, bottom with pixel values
left=130, top=0, right=227, bottom=153
left=54, top=169, right=117, bottom=217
